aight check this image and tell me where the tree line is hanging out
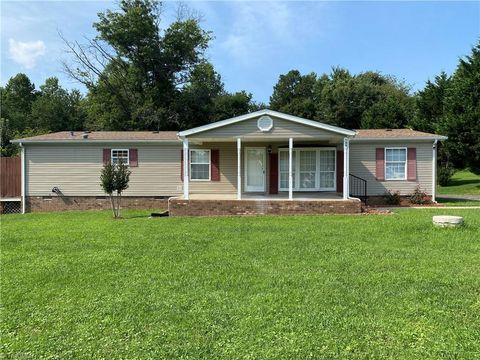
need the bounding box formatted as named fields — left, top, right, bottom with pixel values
left=1, top=0, right=478, bottom=177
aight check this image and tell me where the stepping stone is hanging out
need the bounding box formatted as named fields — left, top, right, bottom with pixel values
left=433, top=215, right=464, bottom=227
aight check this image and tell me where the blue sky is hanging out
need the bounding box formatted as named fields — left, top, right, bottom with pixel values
left=1, top=1, right=479, bottom=103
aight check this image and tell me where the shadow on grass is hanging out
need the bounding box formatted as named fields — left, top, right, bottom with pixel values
left=444, top=179, right=480, bottom=187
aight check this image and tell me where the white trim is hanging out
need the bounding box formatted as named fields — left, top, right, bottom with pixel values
left=432, top=140, right=438, bottom=202
left=177, top=109, right=356, bottom=137
left=237, top=138, right=242, bottom=200
left=111, top=148, right=130, bottom=165
left=20, top=144, right=25, bottom=214
left=351, top=136, right=447, bottom=142
left=384, top=147, right=407, bottom=181
left=183, top=139, right=189, bottom=199
left=288, top=138, right=293, bottom=200
left=244, top=147, right=266, bottom=192
left=190, top=149, right=211, bottom=181
left=12, top=140, right=181, bottom=144
left=343, top=138, right=349, bottom=200
left=278, top=147, right=337, bottom=192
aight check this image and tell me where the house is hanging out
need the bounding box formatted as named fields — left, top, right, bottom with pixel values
left=13, top=109, right=446, bottom=215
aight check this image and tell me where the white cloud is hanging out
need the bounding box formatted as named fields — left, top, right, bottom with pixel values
left=221, top=2, right=329, bottom=66
left=8, top=39, right=46, bottom=69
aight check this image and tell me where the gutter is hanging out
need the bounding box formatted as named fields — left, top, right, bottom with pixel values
left=11, top=139, right=182, bottom=145
left=351, top=136, right=448, bottom=142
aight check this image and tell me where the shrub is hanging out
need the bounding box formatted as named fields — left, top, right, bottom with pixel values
left=383, top=189, right=401, bottom=205
left=100, top=160, right=131, bottom=218
left=438, top=165, right=456, bottom=186
left=409, top=185, right=431, bottom=205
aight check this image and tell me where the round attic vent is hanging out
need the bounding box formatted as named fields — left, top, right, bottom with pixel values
left=257, top=116, right=273, bottom=132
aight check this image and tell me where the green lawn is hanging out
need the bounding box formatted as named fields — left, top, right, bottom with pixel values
left=2, top=210, right=480, bottom=359
left=436, top=197, right=480, bottom=207
left=437, top=169, right=480, bottom=195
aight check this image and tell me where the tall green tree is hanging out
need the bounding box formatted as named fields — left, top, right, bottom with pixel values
left=64, top=0, right=214, bottom=130
left=410, top=72, right=451, bottom=133
left=1, top=74, right=37, bottom=131
left=31, top=77, right=86, bottom=132
left=316, top=69, right=413, bottom=129
left=270, top=70, right=317, bottom=119
left=440, top=42, right=480, bottom=173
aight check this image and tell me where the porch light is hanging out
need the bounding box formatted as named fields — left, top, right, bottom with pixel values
left=267, top=145, right=272, bottom=154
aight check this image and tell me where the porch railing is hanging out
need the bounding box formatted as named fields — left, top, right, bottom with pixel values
left=349, top=174, right=367, bottom=205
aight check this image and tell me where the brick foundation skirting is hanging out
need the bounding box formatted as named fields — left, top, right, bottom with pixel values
left=366, top=195, right=432, bottom=206
left=168, top=199, right=362, bottom=216
left=26, top=196, right=169, bottom=213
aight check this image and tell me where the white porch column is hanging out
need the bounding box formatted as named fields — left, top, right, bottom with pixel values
left=237, top=138, right=242, bottom=200
left=183, top=138, right=189, bottom=200
left=432, top=139, right=438, bottom=203
left=20, top=143, right=25, bottom=214
left=343, top=138, right=350, bottom=200
left=288, top=137, right=293, bottom=200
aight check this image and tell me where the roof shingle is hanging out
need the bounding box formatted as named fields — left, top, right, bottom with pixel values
left=14, top=131, right=179, bottom=142
left=354, top=129, right=442, bottom=138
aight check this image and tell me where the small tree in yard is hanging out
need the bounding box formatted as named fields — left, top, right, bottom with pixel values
left=100, top=160, right=131, bottom=218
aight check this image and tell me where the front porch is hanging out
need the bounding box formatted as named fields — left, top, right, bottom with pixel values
left=168, top=196, right=361, bottom=216
left=175, top=110, right=358, bottom=215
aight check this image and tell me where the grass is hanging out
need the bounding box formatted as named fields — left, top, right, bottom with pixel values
left=1, top=209, right=480, bottom=359
left=436, top=197, right=480, bottom=207
left=437, top=169, right=480, bottom=195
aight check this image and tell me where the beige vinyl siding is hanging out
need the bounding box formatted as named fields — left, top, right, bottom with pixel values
left=188, top=116, right=344, bottom=142
left=189, top=143, right=237, bottom=194
left=349, top=141, right=434, bottom=196
left=25, top=144, right=182, bottom=196
left=189, top=141, right=342, bottom=195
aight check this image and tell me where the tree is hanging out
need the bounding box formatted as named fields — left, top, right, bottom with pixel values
left=316, top=68, right=413, bottom=129
left=212, top=91, right=256, bottom=121
left=270, top=70, right=317, bottom=119
left=1, top=74, right=37, bottom=132
left=440, top=42, right=480, bottom=173
left=63, top=0, right=213, bottom=131
left=31, top=77, right=86, bottom=132
left=410, top=72, right=451, bottom=133
left=100, top=160, right=131, bottom=218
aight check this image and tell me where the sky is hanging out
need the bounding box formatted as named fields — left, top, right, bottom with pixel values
left=1, top=1, right=479, bottom=104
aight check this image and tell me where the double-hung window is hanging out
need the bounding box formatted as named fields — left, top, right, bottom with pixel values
left=111, top=149, right=129, bottom=165
left=385, top=148, right=407, bottom=180
left=190, top=149, right=210, bottom=181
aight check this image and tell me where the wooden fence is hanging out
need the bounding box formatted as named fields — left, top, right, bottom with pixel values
left=1, top=157, right=21, bottom=198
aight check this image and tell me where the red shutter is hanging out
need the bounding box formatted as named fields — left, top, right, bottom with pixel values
left=407, top=148, right=417, bottom=181
left=103, top=149, right=111, bottom=165
left=180, top=150, right=184, bottom=182
left=337, top=150, right=344, bottom=193
left=129, top=149, right=138, bottom=167
left=211, top=149, right=220, bottom=181
left=376, top=148, right=385, bottom=181
left=269, top=153, right=278, bottom=194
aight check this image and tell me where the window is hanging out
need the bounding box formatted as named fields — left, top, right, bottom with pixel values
left=111, top=149, right=129, bottom=165
left=278, top=148, right=336, bottom=191
left=190, top=149, right=210, bottom=181
left=279, top=150, right=296, bottom=189
left=385, top=148, right=407, bottom=180
left=299, top=150, right=316, bottom=189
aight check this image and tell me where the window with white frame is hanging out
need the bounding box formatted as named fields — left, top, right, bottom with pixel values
left=111, top=149, right=129, bottom=165
left=385, top=148, right=407, bottom=180
left=278, top=148, right=336, bottom=191
left=190, top=149, right=210, bottom=181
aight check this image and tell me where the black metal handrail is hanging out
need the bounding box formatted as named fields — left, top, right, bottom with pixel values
left=349, top=174, right=367, bottom=205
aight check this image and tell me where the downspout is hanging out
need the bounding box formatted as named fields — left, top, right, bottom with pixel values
left=432, top=139, right=438, bottom=203
left=20, top=143, right=26, bottom=214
